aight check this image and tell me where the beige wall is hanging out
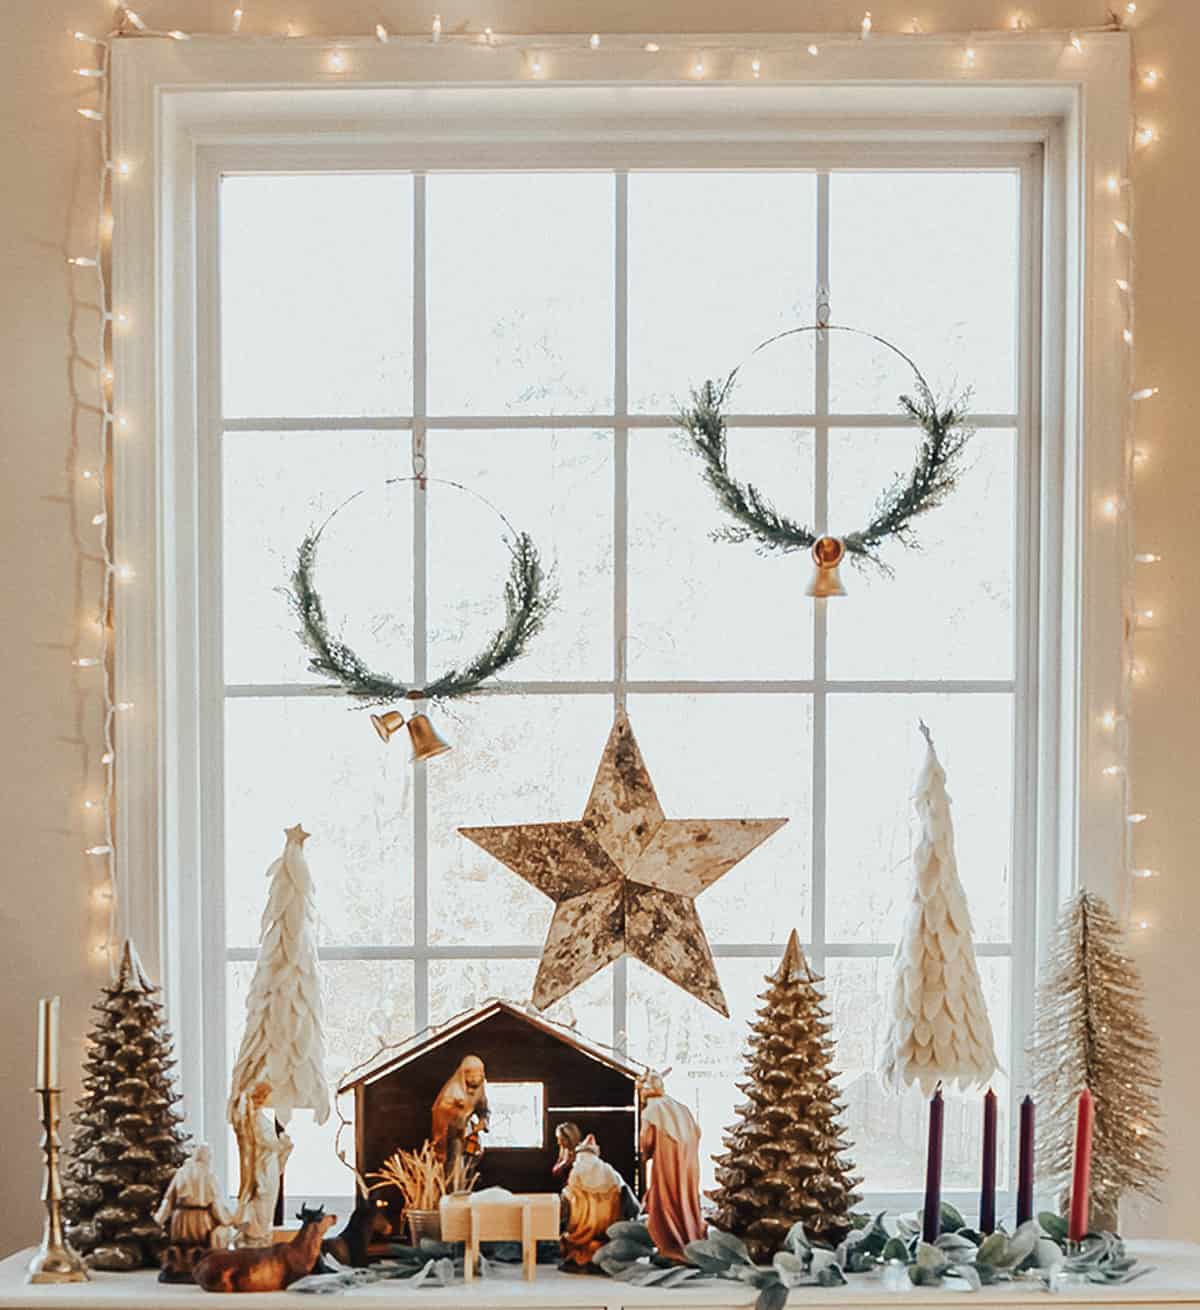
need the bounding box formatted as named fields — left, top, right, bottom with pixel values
left=2, top=0, right=1196, bottom=1257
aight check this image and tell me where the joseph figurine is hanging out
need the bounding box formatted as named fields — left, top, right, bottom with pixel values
left=638, top=1070, right=705, bottom=1262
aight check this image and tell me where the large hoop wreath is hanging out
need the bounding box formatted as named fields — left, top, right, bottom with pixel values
left=286, top=478, right=556, bottom=708
left=681, top=325, right=974, bottom=572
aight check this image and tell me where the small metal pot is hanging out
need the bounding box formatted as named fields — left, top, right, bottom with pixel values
left=405, top=1208, right=441, bottom=1245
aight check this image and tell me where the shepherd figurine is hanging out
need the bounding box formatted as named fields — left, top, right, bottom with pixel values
left=431, top=1055, right=490, bottom=1175
left=637, top=1069, right=705, bottom=1263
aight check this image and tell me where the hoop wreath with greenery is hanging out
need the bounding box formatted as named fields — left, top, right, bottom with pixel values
left=681, top=325, right=974, bottom=575
left=286, top=478, right=556, bottom=708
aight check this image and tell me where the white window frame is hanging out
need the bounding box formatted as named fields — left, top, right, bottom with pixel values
left=110, top=33, right=1132, bottom=1209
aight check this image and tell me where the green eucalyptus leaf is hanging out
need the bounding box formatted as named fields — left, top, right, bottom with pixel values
left=784, top=1222, right=813, bottom=1256
left=1039, top=1211, right=1069, bottom=1244
left=773, top=1251, right=807, bottom=1287
left=606, top=1220, right=655, bottom=1248
left=684, top=1240, right=736, bottom=1274
left=948, top=1263, right=982, bottom=1292
left=756, top=1282, right=790, bottom=1310
left=975, top=1233, right=1009, bottom=1267
left=882, top=1236, right=910, bottom=1263
left=910, top=1264, right=944, bottom=1286
left=941, top=1202, right=967, bottom=1232
left=708, top=1230, right=754, bottom=1265
left=916, top=1241, right=950, bottom=1272
left=818, top=1264, right=849, bottom=1287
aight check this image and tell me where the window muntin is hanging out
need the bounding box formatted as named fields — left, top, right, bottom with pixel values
left=216, top=164, right=1028, bottom=1204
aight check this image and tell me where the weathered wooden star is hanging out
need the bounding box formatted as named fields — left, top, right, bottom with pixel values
left=459, top=713, right=787, bottom=1017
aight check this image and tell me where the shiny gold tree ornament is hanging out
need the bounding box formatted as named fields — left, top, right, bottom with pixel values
left=1029, top=891, right=1166, bottom=1231
left=805, top=535, right=848, bottom=598
left=371, top=709, right=452, bottom=762
left=708, top=930, right=861, bottom=1261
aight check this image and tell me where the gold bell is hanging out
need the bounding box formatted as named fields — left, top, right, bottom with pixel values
left=806, top=535, right=848, bottom=599
left=370, top=709, right=452, bottom=762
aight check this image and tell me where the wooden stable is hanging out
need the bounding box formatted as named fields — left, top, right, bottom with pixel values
left=339, top=1000, right=643, bottom=1227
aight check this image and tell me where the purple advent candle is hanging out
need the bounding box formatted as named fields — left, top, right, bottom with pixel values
left=1016, top=1095, right=1035, bottom=1227
left=980, top=1088, right=998, bottom=1234
left=922, top=1085, right=945, bottom=1243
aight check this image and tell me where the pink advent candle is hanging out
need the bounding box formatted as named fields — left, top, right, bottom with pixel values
left=1067, top=1087, right=1094, bottom=1242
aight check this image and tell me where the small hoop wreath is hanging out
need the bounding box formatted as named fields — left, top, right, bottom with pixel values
left=286, top=477, right=557, bottom=709
left=681, top=325, right=974, bottom=577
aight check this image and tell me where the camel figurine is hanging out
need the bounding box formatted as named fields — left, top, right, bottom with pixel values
left=193, top=1206, right=336, bottom=1294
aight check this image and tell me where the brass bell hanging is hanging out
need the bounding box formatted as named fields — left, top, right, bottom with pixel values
left=370, top=709, right=452, bottom=762
left=806, top=535, right=848, bottom=599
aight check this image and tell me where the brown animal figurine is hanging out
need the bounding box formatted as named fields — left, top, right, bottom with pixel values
left=193, top=1206, right=336, bottom=1293
left=319, top=1201, right=392, bottom=1269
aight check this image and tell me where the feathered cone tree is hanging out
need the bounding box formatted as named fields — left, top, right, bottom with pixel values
left=1030, top=890, right=1165, bottom=1231
left=228, top=823, right=330, bottom=1130
left=708, top=930, right=861, bottom=1262
left=878, top=722, right=999, bottom=1094
left=62, top=941, right=190, bottom=1270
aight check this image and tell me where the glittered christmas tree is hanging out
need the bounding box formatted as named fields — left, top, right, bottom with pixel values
left=1030, top=891, right=1165, bottom=1231
left=708, top=931, right=861, bottom=1262
left=63, top=941, right=190, bottom=1271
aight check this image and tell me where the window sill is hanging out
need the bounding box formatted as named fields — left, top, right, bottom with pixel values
left=1, top=1243, right=1195, bottom=1308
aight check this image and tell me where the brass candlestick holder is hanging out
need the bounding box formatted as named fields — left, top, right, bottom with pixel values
left=27, top=1087, right=89, bottom=1284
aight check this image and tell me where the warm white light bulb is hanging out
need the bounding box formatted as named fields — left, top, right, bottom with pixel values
left=101, top=751, right=114, bottom=765
left=1133, top=867, right=1159, bottom=880
left=92, top=512, right=107, bottom=526
left=74, top=31, right=104, bottom=44
left=86, top=844, right=113, bottom=856
left=77, top=108, right=104, bottom=122
left=111, top=158, right=132, bottom=177
left=1069, top=32, right=1083, bottom=51
left=861, top=11, right=873, bottom=38
left=1135, top=552, right=1162, bottom=564
left=1137, top=608, right=1155, bottom=623
left=1011, top=11, right=1029, bottom=30
left=73, top=657, right=101, bottom=668
left=808, top=43, right=820, bottom=56
left=482, top=27, right=495, bottom=44
left=1102, top=764, right=1124, bottom=777
left=1113, top=218, right=1132, bottom=237
left=1123, top=328, right=1134, bottom=345
left=1115, top=278, right=1131, bottom=293
left=531, top=54, right=543, bottom=74
left=644, top=41, right=660, bottom=52
left=1127, top=812, right=1148, bottom=824
left=83, top=798, right=98, bottom=811
left=81, top=469, right=97, bottom=481
left=431, top=13, right=442, bottom=41
left=693, top=58, right=705, bottom=77
left=168, top=30, right=190, bottom=40
left=375, top=23, right=388, bottom=42
left=115, top=700, right=134, bottom=712
left=75, top=66, right=104, bottom=78
left=1101, top=495, right=1122, bottom=519
left=1142, top=68, right=1161, bottom=88
left=123, top=8, right=146, bottom=31
left=115, top=564, right=135, bottom=581
left=231, top=7, right=243, bottom=31
left=1132, top=386, right=1159, bottom=401
left=93, top=884, right=114, bottom=904
left=1136, top=125, right=1159, bottom=148
left=67, top=255, right=98, bottom=268
left=327, top=48, right=347, bottom=72
left=1134, top=918, right=1151, bottom=931
left=964, top=47, right=977, bottom=66
left=1105, top=173, right=1123, bottom=195
left=751, top=57, right=761, bottom=77
left=589, top=33, right=600, bottom=50
left=1100, top=710, right=1123, bottom=731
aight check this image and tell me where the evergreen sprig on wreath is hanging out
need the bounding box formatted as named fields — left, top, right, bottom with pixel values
left=680, top=326, right=974, bottom=572
left=286, top=481, right=556, bottom=708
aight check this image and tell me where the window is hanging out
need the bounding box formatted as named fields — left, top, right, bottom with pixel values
left=487, top=1084, right=547, bottom=1149
left=213, top=160, right=1035, bottom=1206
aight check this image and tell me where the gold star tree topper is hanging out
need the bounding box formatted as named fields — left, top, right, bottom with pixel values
left=459, top=714, right=787, bottom=1016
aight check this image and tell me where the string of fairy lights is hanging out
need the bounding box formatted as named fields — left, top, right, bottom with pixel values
left=67, top=1, right=1162, bottom=972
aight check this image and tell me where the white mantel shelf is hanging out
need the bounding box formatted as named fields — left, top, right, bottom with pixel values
left=1, top=1245, right=1200, bottom=1310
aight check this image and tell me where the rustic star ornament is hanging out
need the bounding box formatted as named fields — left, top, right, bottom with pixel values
left=284, top=823, right=311, bottom=846
left=459, top=714, right=787, bottom=1016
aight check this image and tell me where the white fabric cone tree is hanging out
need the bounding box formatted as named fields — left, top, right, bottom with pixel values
left=878, top=723, right=999, bottom=1095
left=228, top=824, right=330, bottom=1126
